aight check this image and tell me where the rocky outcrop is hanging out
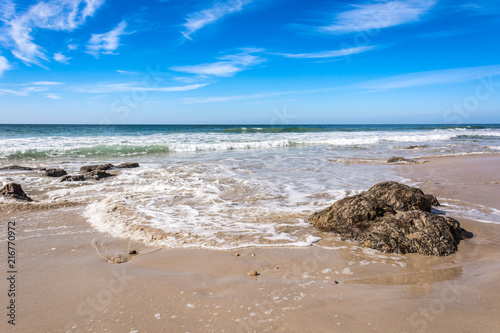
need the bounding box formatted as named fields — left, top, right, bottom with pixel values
left=1, top=183, right=33, bottom=202
left=44, top=168, right=67, bottom=177
left=60, top=175, right=85, bottom=182
left=80, top=164, right=114, bottom=180
left=309, top=181, right=470, bottom=256
left=80, top=164, right=113, bottom=173
left=117, top=162, right=139, bottom=168
left=0, top=165, right=34, bottom=171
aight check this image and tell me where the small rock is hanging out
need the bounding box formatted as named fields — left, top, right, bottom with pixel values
left=128, top=250, right=138, bottom=255
left=88, top=170, right=113, bottom=180
left=233, top=253, right=240, bottom=257
left=250, top=253, right=255, bottom=257
left=44, top=168, right=67, bottom=177
left=60, top=175, right=85, bottom=182
left=80, top=164, right=113, bottom=173
left=405, top=145, right=427, bottom=149
left=106, top=255, right=131, bottom=264
left=274, top=266, right=280, bottom=270
left=247, top=271, right=258, bottom=276
left=387, top=156, right=418, bottom=164
left=334, top=281, right=339, bottom=284
left=117, top=162, right=140, bottom=168
left=1, top=182, right=33, bottom=202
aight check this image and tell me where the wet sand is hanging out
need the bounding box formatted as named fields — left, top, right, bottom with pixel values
left=1, top=154, right=500, bottom=332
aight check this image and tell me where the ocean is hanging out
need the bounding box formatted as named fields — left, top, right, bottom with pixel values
left=1, top=124, right=500, bottom=249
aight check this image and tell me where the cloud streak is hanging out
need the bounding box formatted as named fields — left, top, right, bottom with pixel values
left=170, top=50, right=264, bottom=77
left=74, top=82, right=208, bottom=94
left=357, top=65, right=500, bottom=91
left=86, top=21, right=130, bottom=57
left=182, top=0, right=251, bottom=39
left=276, top=46, right=375, bottom=59
left=0, top=85, right=49, bottom=96
left=318, top=0, right=436, bottom=34
left=1, top=0, right=105, bottom=65
left=0, top=55, right=10, bottom=76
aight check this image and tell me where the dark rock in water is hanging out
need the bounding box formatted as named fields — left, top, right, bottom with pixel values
left=424, top=194, right=440, bottom=206
left=309, top=181, right=471, bottom=256
left=88, top=170, right=113, bottom=180
left=44, top=168, right=67, bottom=177
left=80, top=163, right=113, bottom=173
left=117, top=162, right=139, bottom=168
left=387, top=156, right=418, bottom=164
left=1, top=182, right=33, bottom=202
left=405, top=145, right=427, bottom=149
left=60, top=175, right=85, bottom=182
left=0, top=165, right=34, bottom=171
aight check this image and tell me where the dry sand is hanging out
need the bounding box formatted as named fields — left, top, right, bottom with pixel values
left=1, top=154, right=500, bottom=332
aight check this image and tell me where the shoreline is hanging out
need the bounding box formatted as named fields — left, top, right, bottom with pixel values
left=1, top=154, right=500, bottom=332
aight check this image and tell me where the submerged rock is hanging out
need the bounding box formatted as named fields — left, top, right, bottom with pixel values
left=60, top=175, right=85, bottom=182
left=44, top=168, right=67, bottom=177
left=88, top=170, right=113, bottom=180
left=309, top=181, right=470, bottom=256
left=387, top=156, right=419, bottom=164
left=1, top=182, right=33, bottom=202
left=117, top=162, right=139, bottom=168
left=405, top=145, right=427, bottom=149
left=0, top=165, right=34, bottom=171
left=80, top=163, right=113, bottom=173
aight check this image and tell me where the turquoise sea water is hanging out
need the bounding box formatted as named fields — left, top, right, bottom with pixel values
left=1, top=124, right=500, bottom=161
left=1, top=124, right=499, bottom=248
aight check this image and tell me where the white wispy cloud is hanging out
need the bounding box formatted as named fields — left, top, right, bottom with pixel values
left=31, top=81, right=63, bottom=86
left=0, top=85, right=49, bottom=96
left=182, top=0, right=252, bottom=39
left=86, top=21, right=130, bottom=57
left=318, top=0, right=436, bottom=34
left=276, top=46, right=375, bottom=59
left=117, top=70, right=140, bottom=76
left=53, top=52, right=71, bottom=64
left=1, top=0, right=105, bottom=65
left=357, top=65, right=500, bottom=91
left=170, top=50, right=264, bottom=77
left=180, top=86, right=339, bottom=104
left=45, top=93, right=61, bottom=99
left=0, top=55, right=10, bottom=76
left=74, top=82, right=208, bottom=94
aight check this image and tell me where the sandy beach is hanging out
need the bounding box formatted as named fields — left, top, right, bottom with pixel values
left=1, top=153, right=500, bottom=333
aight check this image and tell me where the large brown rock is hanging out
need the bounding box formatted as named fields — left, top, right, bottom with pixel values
left=309, top=181, right=470, bottom=256
left=1, top=183, right=33, bottom=202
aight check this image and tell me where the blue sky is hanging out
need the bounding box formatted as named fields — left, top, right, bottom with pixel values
left=0, top=0, right=499, bottom=124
